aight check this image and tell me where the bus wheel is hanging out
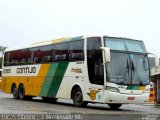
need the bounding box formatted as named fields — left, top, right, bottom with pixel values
left=42, top=97, right=57, bottom=103
left=12, top=84, right=19, bottom=99
left=108, top=104, right=122, bottom=109
left=72, top=87, right=86, bottom=107
left=18, top=84, right=25, bottom=100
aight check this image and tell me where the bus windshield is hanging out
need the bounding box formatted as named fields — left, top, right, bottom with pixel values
left=104, top=37, right=149, bottom=85
left=104, top=37, right=146, bottom=53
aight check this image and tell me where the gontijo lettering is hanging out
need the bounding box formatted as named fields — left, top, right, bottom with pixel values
left=17, top=67, right=36, bottom=74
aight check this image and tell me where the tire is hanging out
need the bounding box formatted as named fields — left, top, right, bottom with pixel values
left=25, top=96, right=33, bottom=100
left=82, top=101, right=88, bottom=107
left=18, top=84, right=25, bottom=100
left=108, top=104, right=122, bottom=109
left=72, top=87, right=87, bottom=107
left=42, top=97, right=57, bottom=103
left=12, top=84, right=19, bottom=99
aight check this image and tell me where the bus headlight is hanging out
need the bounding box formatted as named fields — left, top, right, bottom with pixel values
left=143, top=88, right=150, bottom=93
left=106, top=86, right=120, bottom=93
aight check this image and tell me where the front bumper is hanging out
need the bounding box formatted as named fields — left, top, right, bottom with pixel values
left=103, top=90, right=149, bottom=104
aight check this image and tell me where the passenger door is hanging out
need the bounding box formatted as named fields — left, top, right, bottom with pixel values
left=86, top=37, right=104, bottom=102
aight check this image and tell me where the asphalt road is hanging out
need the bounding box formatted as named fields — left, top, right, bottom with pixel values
left=0, top=90, right=160, bottom=120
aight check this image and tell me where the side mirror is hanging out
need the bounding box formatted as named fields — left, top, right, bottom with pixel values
left=148, top=53, right=159, bottom=68
left=100, top=47, right=110, bottom=63
left=155, top=58, right=159, bottom=67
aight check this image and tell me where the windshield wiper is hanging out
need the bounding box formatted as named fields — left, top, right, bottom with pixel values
left=131, top=60, right=135, bottom=72
left=127, top=59, right=130, bottom=75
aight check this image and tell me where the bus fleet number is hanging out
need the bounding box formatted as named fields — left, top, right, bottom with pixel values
left=3, top=69, right=11, bottom=74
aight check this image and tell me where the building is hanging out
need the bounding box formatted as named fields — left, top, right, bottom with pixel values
left=151, top=66, right=160, bottom=104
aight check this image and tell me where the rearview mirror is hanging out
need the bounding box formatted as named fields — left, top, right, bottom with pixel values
left=148, top=53, right=159, bottom=68
left=100, top=47, right=110, bottom=63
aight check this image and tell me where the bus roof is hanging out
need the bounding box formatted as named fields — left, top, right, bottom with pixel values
left=5, top=35, right=143, bottom=52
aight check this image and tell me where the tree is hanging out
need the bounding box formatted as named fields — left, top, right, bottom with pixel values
left=0, top=46, right=7, bottom=69
left=0, top=58, right=2, bottom=68
left=0, top=46, right=7, bottom=52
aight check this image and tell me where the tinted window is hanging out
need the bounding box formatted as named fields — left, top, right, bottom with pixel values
left=40, top=45, right=53, bottom=63
left=53, top=42, right=69, bottom=62
left=69, top=40, right=84, bottom=61
left=4, top=43, right=69, bottom=66
left=9, top=50, right=19, bottom=65
left=6, top=49, right=30, bottom=66
left=29, top=45, right=53, bottom=64
left=87, top=38, right=101, bottom=59
left=29, top=47, right=40, bottom=64
left=18, top=49, right=29, bottom=65
left=4, top=52, right=10, bottom=66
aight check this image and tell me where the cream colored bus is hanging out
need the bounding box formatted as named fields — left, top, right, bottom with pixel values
left=2, top=35, right=151, bottom=109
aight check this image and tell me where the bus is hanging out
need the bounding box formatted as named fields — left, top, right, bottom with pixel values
left=2, top=35, right=151, bottom=109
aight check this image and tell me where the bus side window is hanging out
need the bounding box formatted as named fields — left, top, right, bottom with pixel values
left=29, top=47, right=39, bottom=64
left=18, top=49, right=28, bottom=65
left=69, top=40, right=84, bottom=61
left=40, top=45, right=53, bottom=63
left=10, top=51, right=19, bottom=66
left=4, top=52, right=10, bottom=66
left=53, top=42, right=69, bottom=62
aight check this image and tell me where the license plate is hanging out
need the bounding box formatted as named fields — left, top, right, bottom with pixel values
left=127, top=97, right=135, bottom=100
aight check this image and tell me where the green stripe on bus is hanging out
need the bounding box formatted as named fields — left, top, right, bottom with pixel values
left=126, top=86, right=140, bottom=90
left=40, top=63, right=59, bottom=96
left=47, top=62, right=69, bottom=97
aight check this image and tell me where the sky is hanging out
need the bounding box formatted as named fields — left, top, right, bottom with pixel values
left=0, top=0, right=160, bottom=57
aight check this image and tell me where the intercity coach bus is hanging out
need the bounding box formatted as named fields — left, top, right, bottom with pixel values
left=2, top=35, right=151, bottom=109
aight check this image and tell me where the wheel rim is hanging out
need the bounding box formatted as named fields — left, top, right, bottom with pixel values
left=19, top=86, right=24, bottom=99
left=75, top=91, right=82, bottom=102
